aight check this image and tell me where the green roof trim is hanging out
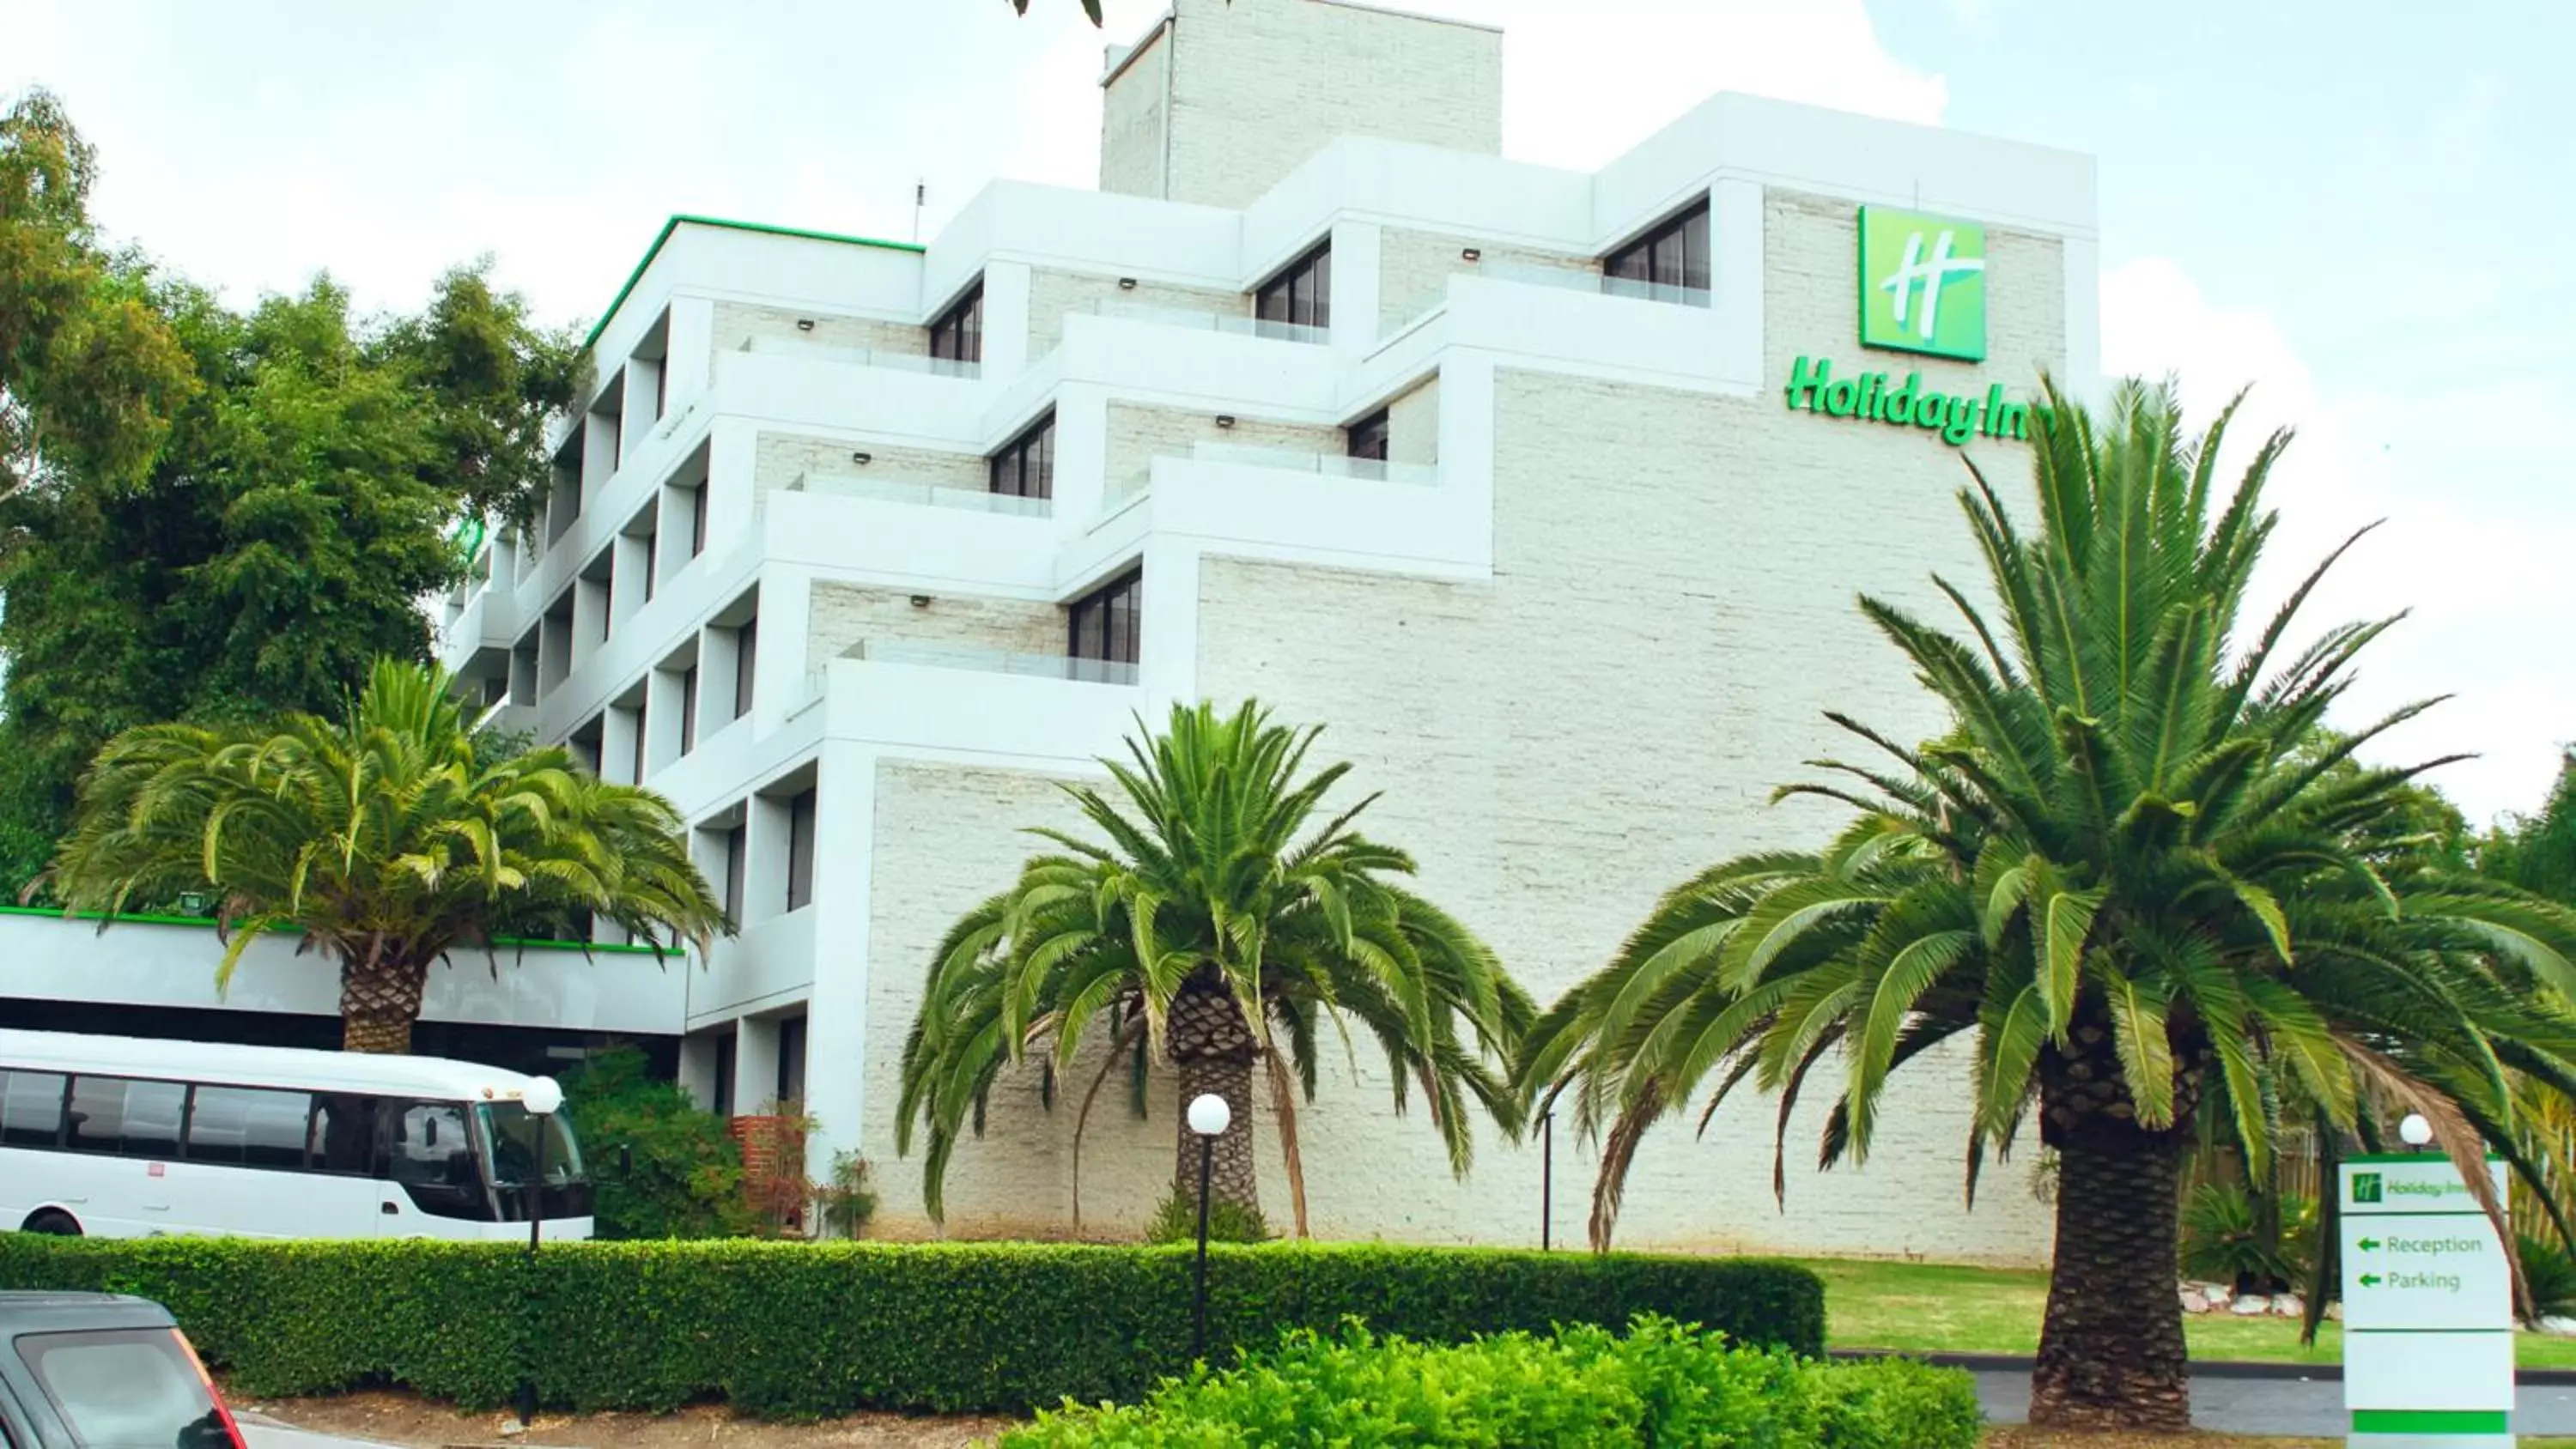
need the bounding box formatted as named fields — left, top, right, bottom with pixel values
left=580, top=215, right=927, bottom=353
left=0, top=902, right=671, bottom=956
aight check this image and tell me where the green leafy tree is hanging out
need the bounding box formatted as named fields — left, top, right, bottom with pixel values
left=1518, top=380, right=2576, bottom=1429
left=0, top=88, right=195, bottom=500
left=899, top=700, right=1532, bottom=1235
left=47, top=658, right=729, bottom=1053
left=561, top=1044, right=760, bottom=1240
left=2486, top=750, right=2576, bottom=905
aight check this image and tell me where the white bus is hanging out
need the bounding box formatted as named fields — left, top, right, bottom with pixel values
left=0, top=1028, right=593, bottom=1242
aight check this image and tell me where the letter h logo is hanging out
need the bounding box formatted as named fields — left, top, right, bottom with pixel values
left=1858, top=206, right=1988, bottom=362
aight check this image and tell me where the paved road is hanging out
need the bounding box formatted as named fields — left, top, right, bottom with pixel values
left=1975, top=1370, right=2576, bottom=1435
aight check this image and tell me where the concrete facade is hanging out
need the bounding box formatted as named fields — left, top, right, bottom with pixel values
left=0, top=0, right=2107, bottom=1263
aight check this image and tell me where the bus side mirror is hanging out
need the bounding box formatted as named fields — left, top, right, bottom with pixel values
left=422, top=1118, right=438, bottom=1147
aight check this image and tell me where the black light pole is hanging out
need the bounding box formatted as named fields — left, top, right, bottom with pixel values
left=514, top=1076, right=564, bottom=1428
left=1185, top=1091, right=1231, bottom=1362
left=1540, top=1110, right=1553, bottom=1252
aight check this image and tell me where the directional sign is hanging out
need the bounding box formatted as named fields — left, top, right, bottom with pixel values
left=2341, top=1156, right=2515, bottom=1446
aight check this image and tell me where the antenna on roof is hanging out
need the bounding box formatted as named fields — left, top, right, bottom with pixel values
left=913, top=180, right=927, bottom=244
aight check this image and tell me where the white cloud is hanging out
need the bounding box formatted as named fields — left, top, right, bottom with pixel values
left=2100, top=257, right=2573, bottom=822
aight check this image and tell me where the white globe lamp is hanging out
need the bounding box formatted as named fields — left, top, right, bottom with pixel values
left=1187, top=1092, right=1232, bottom=1137
left=522, top=1076, right=565, bottom=1117
left=2398, top=1113, right=2434, bottom=1148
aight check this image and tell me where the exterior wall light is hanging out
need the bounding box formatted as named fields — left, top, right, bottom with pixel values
left=851, top=451, right=872, bottom=465
left=1215, top=415, right=1236, bottom=429
left=909, top=595, right=932, bottom=608
left=1461, top=247, right=1482, bottom=262
left=1117, top=276, right=1139, bottom=290
left=794, top=318, right=817, bottom=332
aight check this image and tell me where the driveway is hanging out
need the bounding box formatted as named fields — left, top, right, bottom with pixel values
left=1974, top=1368, right=2576, bottom=1435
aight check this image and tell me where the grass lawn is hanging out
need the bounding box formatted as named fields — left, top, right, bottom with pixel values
left=1805, top=1257, right=2576, bottom=1370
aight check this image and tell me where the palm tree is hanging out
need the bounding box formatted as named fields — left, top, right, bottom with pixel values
left=898, top=700, right=1531, bottom=1235
left=1519, top=379, right=2576, bottom=1430
left=50, top=657, right=727, bottom=1053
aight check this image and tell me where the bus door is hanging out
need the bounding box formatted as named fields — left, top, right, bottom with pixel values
left=374, top=1099, right=486, bottom=1236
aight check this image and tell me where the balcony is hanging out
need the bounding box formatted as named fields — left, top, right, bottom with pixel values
left=1080, top=297, right=1328, bottom=347
left=1107, top=440, right=1437, bottom=511
left=736, top=334, right=981, bottom=380
left=787, top=470, right=1052, bottom=518
left=795, top=640, right=1139, bottom=713
left=1478, top=258, right=1711, bottom=309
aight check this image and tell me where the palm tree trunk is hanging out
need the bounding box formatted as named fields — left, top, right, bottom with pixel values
left=2029, top=1113, right=2190, bottom=1429
left=1168, top=979, right=1259, bottom=1222
left=339, top=950, right=430, bottom=1054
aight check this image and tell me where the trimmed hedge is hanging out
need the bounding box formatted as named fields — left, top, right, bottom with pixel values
left=1005, top=1318, right=1981, bottom=1448
left=0, top=1237, right=1823, bottom=1417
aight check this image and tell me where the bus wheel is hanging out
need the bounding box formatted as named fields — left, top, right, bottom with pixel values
left=21, top=1210, right=81, bottom=1236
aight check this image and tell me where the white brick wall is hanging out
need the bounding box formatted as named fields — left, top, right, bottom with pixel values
left=1028, top=269, right=1242, bottom=355
left=805, top=582, right=1060, bottom=668
left=1385, top=373, right=1439, bottom=466
left=709, top=302, right=923, bottom=374
left=1106, top=0, right=1504, bottom=210
left=752, top=433, right=987, bottom=502
left=1378, top=228, right=1595, bottom=336
left=1106, top=403, right=1344, bottom=488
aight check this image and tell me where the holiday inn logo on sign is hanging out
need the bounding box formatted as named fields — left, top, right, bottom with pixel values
left=1858, top=206, right=1987, bottom=361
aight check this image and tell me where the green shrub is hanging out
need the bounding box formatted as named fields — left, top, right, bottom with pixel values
left=2521, top=1234, right=2576, bottom=1320
left=0, top=1236, right=1822, bottom=1417
left=1145, top=1189, right=1272, bottom=1244
left=2179, top=1181, right=2315, bottom=1294
left=559, top=1045, right=760, bottom=1240
left=1003, top=1317, right=1978, bottom=1449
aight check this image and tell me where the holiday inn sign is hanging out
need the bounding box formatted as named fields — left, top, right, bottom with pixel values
left=1783, top=204, right=2031, bottom=448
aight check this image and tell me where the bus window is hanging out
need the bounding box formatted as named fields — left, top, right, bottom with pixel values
left=0, top=1069, right=66, bottom=1147
left=307, top=1093, right=380, bottom=1175
left=383, top=1100, right=489, bottom=1220
left=185, top=1085, right=313, bottom=1170
left=64, top=1076, right=186, bottom=1158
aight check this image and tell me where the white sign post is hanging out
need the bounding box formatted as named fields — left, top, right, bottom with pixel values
left=2341, top=1155, right=2515, bottom=1446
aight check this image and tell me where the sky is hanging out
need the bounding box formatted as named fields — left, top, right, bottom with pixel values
left=7, top=0, right=2569, bottom=822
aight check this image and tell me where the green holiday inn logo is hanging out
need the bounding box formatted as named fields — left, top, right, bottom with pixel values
left=1859, top=206, right=1987, bottom=361
left=2353, top=1173, right=2385, bottom=1204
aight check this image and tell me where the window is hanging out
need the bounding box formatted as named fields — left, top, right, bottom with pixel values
left=630, top=697, right=650, bottom=783
left=0, top=1069, right=66, bottom=1147
left=712, top=1033, right=738, bottom=1118
left=989, top=412, right=1055, bottom=500
left=689, top=482, right=708, bottom=558
left=786, top=789, right=818, bottom=912
left=722, top=824, right=747, bottom=925
left=1604, top=199, right=1710, bottom=296
left=1255, top=243, right=1332, bottom=330
left=928, top=283, right=983, bottom=364
left=1346, top=409, right=1390, bottom=463
left=382, top=1100, right=475, bottom=1193
left=733, top=619, right=758, bottom=720
left=64, top=1076, right=185, bottom=1158
left=643, top=529, right=659, bottom=604
left=777, top=1016, right=808, bottom=1106
left=15, top=1329, right=224, bottom=1449
left=185, top=1085, right=312, bottom=1169
left=1068, top=568, right=1143, bottom=665
left=307, top=1094, right=379, bottom=1176
left=680, top=665, right=699, bottom=755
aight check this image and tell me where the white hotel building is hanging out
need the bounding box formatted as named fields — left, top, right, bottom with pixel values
left=3, top=0, right=2099, bottom=1262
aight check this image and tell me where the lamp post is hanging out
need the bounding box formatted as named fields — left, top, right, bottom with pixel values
left=1540, top=1110, right=1553, bottom=1252
left=514, top=1075, right=564, bottom=1427
left=1185, top=1091, right=1230, bottom=1362
left=2399, top=1113, right=2433, bottom=1152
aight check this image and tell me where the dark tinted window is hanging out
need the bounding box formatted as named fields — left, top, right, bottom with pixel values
left=778, top=1016, right=808, bottom=1105
left=308, top=1092, right=380, bottom=1175
left=185, top=1085, right=313, bottom=1169
left=1605, top=200, right=1711, bottom=294
left=989, top=412, right=1056, bottom=500
left=713, top=1032, right=738, bottom=1118
left=722, top=824, right=748, bottom=925
left=0, top=1070, right=66, bottom=1148
left=733, top=619, right=758, bottom=720
left=1068, top=568, right=1144, bottom=665
left=928, top=284, right=983, bottom=364
left=680, top=665, right=699, bottom=755
left=1255, top=243, right=1332, bottom=330
left=15, top=1328, right=222, bottom=1449
left=688, top=482, right=708, bottom=557
left=64, top=1076, right=186, bottom=1158
left=1347, top=409, right=1390, bottom=463
left=787, top=789, right=818, bottom=912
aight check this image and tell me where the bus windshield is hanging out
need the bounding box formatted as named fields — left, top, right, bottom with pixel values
left=476, top=1101, right=584, bottom=1189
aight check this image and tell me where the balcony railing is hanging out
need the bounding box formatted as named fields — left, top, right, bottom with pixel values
left=788, top=471, right=1052, bottom=518
left=854, top=638, right=1137, bottom=685
left=737, top=335, right=981, bottom=379
left=1190, top=440, right=1439, bottom=486
left=1081, top=298, right=1329, bottom=346
left=1104, top=468, right=1152, bottom=511
left=1475, top=258, right=1712, bottom=309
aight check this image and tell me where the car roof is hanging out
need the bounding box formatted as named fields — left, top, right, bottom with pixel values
left=0, top=1291, right=178, bottom=1333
